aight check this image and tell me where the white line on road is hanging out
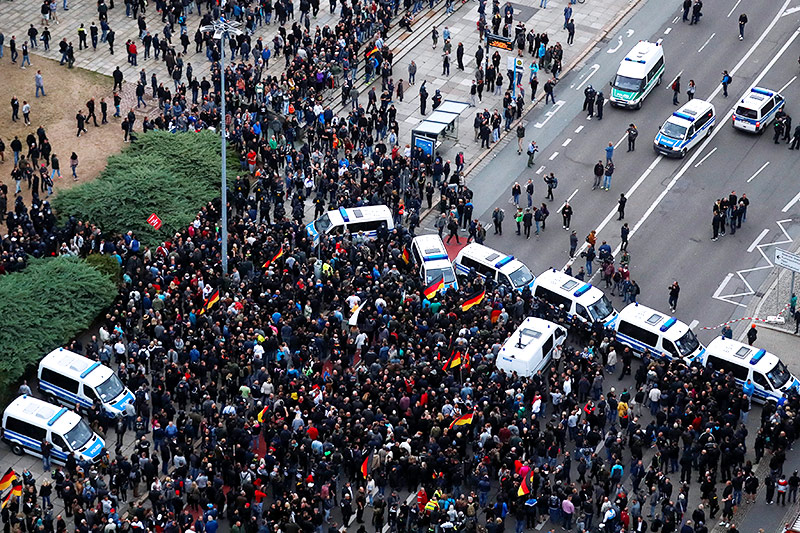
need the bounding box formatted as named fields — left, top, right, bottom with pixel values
left=698, top=32, right=716, bottom=53
left=536, top=165, right=546, bottom=174
left=782, top=190, right=800, bottom=212
left=575, top=64, right=600, bottom=91
left=534, top=100, right=566, bottom=128
left=614, top=132, right=628, bottom=150
left=782, top=6, right=800, bottom=16
left=607, top=35, right=624, bottom=54
left=747, top=161, right=770, bottom=182
left=562, top=138, right=572, bottom=147
left=727, top=0, right=742, bottom=17
left=694, top=146, right=718, bottom=167
left=780, top=75, right=798, bottom=93
left=664, top=27, right=672, bottom=34
left=672, top=16, right=680, bottom=23
left=549, top=151, right=559, bottom=160
left=747, top=229, right=770, bottom=252
left=667, top=70, right=684, bottom=90
left=689, top=320, right=699, bottom=330
left=557, top=189, right=580, bottom=213
left=575, top=125, right=584, bottom=133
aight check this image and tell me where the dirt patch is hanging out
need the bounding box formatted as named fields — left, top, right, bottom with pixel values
left=0, top=55, right=127, bottom=207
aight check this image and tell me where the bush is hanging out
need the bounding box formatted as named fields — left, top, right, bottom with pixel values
left=0, top=256, right=117, bottom=405
left=52, top=131, right=238, bottom=248
left=84, top=253, right=122, bottom=283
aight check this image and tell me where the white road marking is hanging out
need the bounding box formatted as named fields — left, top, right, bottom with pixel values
left=780, top=75, right=798, bottom=93
left=672, top=16, right=680, bottom=23
left=549, top=151, right=559, bottom=160
left=727, top=0, right=742, bottom=17
left=614, top=132, right=628, bottom=149
left=698, top=32, right=716, bottom=53
left=575, top=64, right=600, bottom=91
left=689, top=320, right=699, bottom=330
left=782, top=5, right=800, bottom=16
left=626, top=29, right=635, bottom=37
left=562, top=138, right=572, bottom=147
left=747, top=229, right=770, bottom=252
left=607, top=35, right=624, bottom=54
left=667, top=70, right=684, bottom=90
left=747, top=161, right=770, bottom=182
left=557, top=189, right=580, bottom=213
left=664, top=27, right=672, bottom=34
left=575, top=125, right=584, bottom=133
left=536, top=165, right=546, bottom=174
left=693, top=147, right=717, bottom=167
left=782, top=190, right=800, bottom=212
left=713, top=273, right=747, bottom=308
left=534, top=100, right=566, bottom=128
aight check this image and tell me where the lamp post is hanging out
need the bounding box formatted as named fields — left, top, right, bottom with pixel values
left=201, top=17, right=243, bottom=276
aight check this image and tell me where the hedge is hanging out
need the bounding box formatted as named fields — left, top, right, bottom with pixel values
left=0, top=256, right=117, bottom=404
left=52, top=131, right=239, bottom=247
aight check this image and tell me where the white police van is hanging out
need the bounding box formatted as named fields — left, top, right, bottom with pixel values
left=453, top=243, right=535, bottom=292
left=732, top=87, right=785, bottom=133
left=653, top=99, right=716, bottom=157
left=532, top=269, right=618, bottom=327
left=496, top=317, right=567, bottom=377
left=306, top=205, right=394, bottom=246
left=609, top=40, right=665, bottom=109
left=410, top=234, right=458, bottom=291
left=38, top=348, right=135, bottom=418
left=613, top=303, right=705, bottom=361
left=2, top=395, right=106, bottom=464
left=699, top=337, right=800, bottom=404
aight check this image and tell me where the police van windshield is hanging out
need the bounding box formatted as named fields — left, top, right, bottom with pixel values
left=674, top=329, right=700, bottom=356
left=426, top=267, right=456, bottom=284
left=95, top=374, right=125, bottom=402
left=65, top=419, right=94, bottom=450
left=509, top=266, right=534, bottom=288
left=613, top=75, right=644, bottom=93
left=767, top=360, right=791, bottom=389
left=736, top=106, right=758, bottom=119
left=588, top=296, right=615, bottom=321
left=661, top=122, right=688, bottom=140
left=314, top=213, right=333, bottom=233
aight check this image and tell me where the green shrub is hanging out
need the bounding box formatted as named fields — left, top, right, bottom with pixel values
left=0, top=256, right=116, bottom=405
left=52, top=131, right=238, bottom=248
left=84, top=253, right=122, bottom=283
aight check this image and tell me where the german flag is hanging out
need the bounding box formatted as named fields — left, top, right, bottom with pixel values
left=9, top=483, right=21, bottom=497
left=402, top=247, right=411, bottom=265
left=198, top=289, right=221, bottom=316
left=461, top=289, right=485, bottom=312
left=366, top=45, right=379, bottom=57
left=490, top=308, right=502, bottom=324
left=423, top=275, right=445, bottom=300
left=442, top=351, right=462, bottom=372
left=517, top=471, right=532, bottom=497
left=360, top=452, right=373, bottom=478
left=449, top=411, right=474, bottom=429
left=0, top=491, right=10, bottom=510
left=257, top=405, right=269, bottom=423
left=0, top=469, right=15, bottom=491
left=262, top=246, right=285, bottom=270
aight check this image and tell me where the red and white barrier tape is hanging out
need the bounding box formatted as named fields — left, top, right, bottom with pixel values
left=699, top=301, right=792, bottom=330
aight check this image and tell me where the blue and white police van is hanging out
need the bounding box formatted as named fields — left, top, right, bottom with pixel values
left=410, top=234, right=458, bottom=291
left=453, top=243, right=535, bottom=292
left=732, top=87, right=785, bottom=133
left=306, top=205, right=394, bottom=246
left=653, top=99, right=716, bottom=157
left=613, top=303, right=705, bottom=361
left=532, top=269, right=618, bottom=328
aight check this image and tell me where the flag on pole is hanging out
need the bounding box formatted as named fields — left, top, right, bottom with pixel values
left=257, top=405, right=269, bottom=423
left=490, top=308, right=502, bottom=323
left=461, top=289, right=486, bottom=311
left=517, top=471, right=532, bottom=497
left=262, top=246, right=284, bottom=270
left=0, top=491, right=11, bottom=510
left=442, top=351, right=462, bottom=372
left=0, top=469, right=15, bottom=491
left=402, top=247, right=411, bottom=264
left=423, top=275, right=445, bottom=300
left=198, top=289, right=221, bottom=315
left=360, top=452, right=373, bottom=478
left=449, top=411, right=474, bottom=429
left=9, top=483, right=21, bottom=498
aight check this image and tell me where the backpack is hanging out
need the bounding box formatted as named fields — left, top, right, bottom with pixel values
left=552, top=177, right=558, bottom=189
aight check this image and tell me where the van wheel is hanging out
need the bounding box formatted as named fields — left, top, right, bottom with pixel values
left=635, top=100, right=642, bottom=110
left=681, top=148, right=687, bottom=157
left=656, top=75, right=662, bottom=86
left=11, top=443, right=24, bottom=456
left=706, top=125, right=713, bottom=137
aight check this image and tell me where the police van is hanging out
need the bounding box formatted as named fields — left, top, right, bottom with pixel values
left=653, top=99, right=716, bottom=157
left=410, top=234, right=458, bottom=291
left=613, top=303, right=705, bottom=361
left=532, top=269, right=618, bottom=327
left=453, top=243, right=535, bottom=292
left=732, top=87, right=785, bottom=133
left=609, top=40, right=665, bottom=109
left=496, top=317, right=567, bottom=377
left=38, top=348, right=135, bottom=418
left=2, top=395, right=106, bottom=464
left=306, top=205, right=394, bottom=246
left=699, top=337, right=800, bottom=404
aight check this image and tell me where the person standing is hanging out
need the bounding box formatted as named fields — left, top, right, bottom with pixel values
left=626, top=124, right=638, bottom=151
left=562, top=201, right=573, bottom=230
left=687, top=79, right=696, bottom=100
left=408, top=61, right=417, bottom=85
left=617, top=193, right=627, bottom=220
left=668, top=281, right=680, bottom=312
left=86, top=98, right=99, bottom=126
left=431, top=26, right=439, bottom=49
left=790, top=124, right=800, bottom=150
left=76, top=109, right=87, bottom=136
left=566, top=19, right=575, bottom=45
left=747, top=324, right=758, bottom=345
left=419, top=82, right=428, bottom=115
left=738, top=13, right=748, bottom=40
left=545, top=172, right=557, bottom=200
left=20, top=43, right=31, bottom=68
left=603, top=161, right=614, bottom=190
left=516, top=123, right=526, bottom=154
left=113, top=66, right=124, bottom=92
left=527, top=140, right=538, bottom=166
left=721, top=70, right=732, bottom=98
left=595, top=91, right=605, bottom=120
left=544, top=78, right=555, bottom=104
left=35, top=71, right=46, bottom=97
left=22, top=100, right=31, bottom=125
left=569, top=230, right=578, bottom=257
left=620, top=223, right=629, bottom=252
left=69, top=151, right=79, bottom=180
left=523, top=208, right=533, bottom=239
left=526, top=179, right=534, bottom=207
left=605, top=142, right=614, bottom=164
left=671, top=76, right=681, bottom=105
left=78, top=23, right=87, bottom=50
left=492, top=207, right=504, bottom=235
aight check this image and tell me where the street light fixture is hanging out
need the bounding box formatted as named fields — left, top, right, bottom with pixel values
left=200, top=16, right=243, bottom=276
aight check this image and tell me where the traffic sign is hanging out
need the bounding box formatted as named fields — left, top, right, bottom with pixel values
left=775, top=248, right=800, bottom=273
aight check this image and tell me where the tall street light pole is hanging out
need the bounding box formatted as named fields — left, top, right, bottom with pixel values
left=201, top=16, right=243, bottom=276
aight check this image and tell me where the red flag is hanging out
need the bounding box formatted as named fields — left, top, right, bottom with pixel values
left=147, top=213, right=163, bottom=230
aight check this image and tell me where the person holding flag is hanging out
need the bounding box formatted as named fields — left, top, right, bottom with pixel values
left=423, top=274, right=445, bottom=300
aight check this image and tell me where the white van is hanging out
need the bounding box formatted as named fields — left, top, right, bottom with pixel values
left=532, top=269, right=618, bottom=327
left=496, top=317, right=567, bottom=377
left=609, top=41, right=665, bottom=109
left=733, top=87, right=785, bottom=133
left=699, top=337, right=800, bottom=403
left=653, top=99, right=716, bottom=158
left=453, top=243, right=535, bottom=292
left=613, top=303, right=705, bottom=361
left=306, top=206, right=394, bottom=246
left=38, top=348, right=134, bottom=418
left=2, top=395, right=106, bottom=464
left=410, top=234, right=458, bottom=291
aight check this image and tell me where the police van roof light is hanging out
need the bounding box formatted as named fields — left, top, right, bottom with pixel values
left=659, top=317, right=677, bottom=332
left=672, top=112, right=695, bottom=122
left=423, top=254, right=449, bottom=262
left=624, top=58, right=646, bottom=63
left=750, top=349, right=767, bottom=365
left=80, top=362, right=102, bottom=378
left=338, top=207, right=350, bottom=222
left=495, top=256, right=515, bottom=268
left=751, top=88, right=774, bottom=97
left=48, top=407, right=68, bottom=426
left=573, top=283, right=592, bottom=297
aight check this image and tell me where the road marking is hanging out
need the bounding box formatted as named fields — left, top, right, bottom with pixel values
left=780, top=75, right=798, bottom=93
left=672, top=16, right=680, bottom=23
left=747, top=229, right=770, bottom=252
left=667, top=70, right=684, bottom=90
left=575, top=64, right=600, bottom=91
left=607, top=35, right=624, bottom=54
left=614, top=132, right=628, bottom=149
left=562, top=138, right=572, bottom=147
left=782, top=190, right=800, bottom=212
left=747, top=161, right=770, bottom=182
left=693, top=147, right=717, bottom=167
left=713, top=273, right=747, bottom=308
left=626, top=29, right=635, bottom=37
left=689, top=320, right=699, bottom=330
left=557, top=189, right=580, bottom=213
left=727, top=0, right=742, bottom=17
left=534, top=100, right=566, bottom=128
left=536, top=165, right=546, bottom=174
left=575, top=125, right=584, bottom=133
left=698, top=32, right=716, bottom=53
left=549, top=151, right=559, bottom=160
left=782, top=5, right=800, bottom=16
left=664, top=27, right=672, bottom=34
